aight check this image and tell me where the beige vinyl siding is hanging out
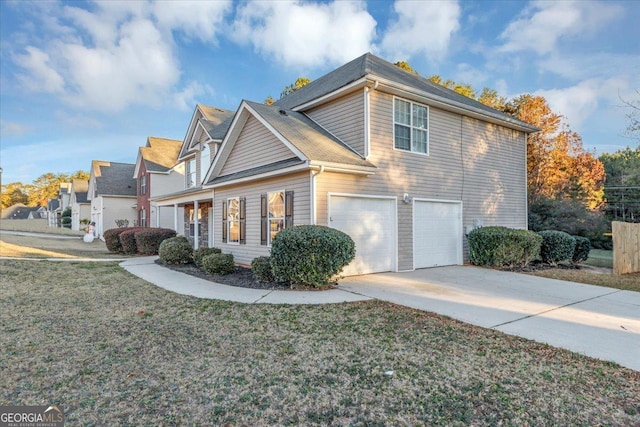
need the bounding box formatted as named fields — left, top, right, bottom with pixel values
left=214, top=172, right=311, bottom=265
left=220, top=116, right=298, bottom=177
left=316, top=90, right=527, bottom=269
left=306, top=90, right=365, bottom=155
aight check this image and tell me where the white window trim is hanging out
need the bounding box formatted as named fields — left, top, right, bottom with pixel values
left=227, top=196, right=240, bottom=245
left=392, top=96, right=430, bottom=156
left=267, top=189, right=286, bottom=247
left=140, top=175, right=147, bottom=195
left=186, top=159, right=197, bottom=188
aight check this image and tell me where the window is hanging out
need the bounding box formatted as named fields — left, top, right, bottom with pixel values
left=200, top=144, right=210, bottom=184
left=261, top=191, right=293, bottom=246
left=187, top=159, right=197, bottom=188
left=140, top=175, right=147, bottom=195
left=222, top=197, right=245, bottom=245
left=139, top=209, right=146, bottom=227
left=394, top=98, right=429, bottom=154
left=189, top=207, right=202, bottom=238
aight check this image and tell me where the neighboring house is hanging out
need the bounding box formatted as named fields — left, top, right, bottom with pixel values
left=153, top=104, right=234, bottom=248
left=1, top=203, right=40, bottom=220
left=69, top=179, right=90, bottom=231
left=47, top=198, right=60, bottom=227
left=200, top=52, right=537, bottom=275
left=88, top=160, right=137, bottom=238
left=28, top=207, right=47, bottom=219
left=47, top=183, right=71, bottom=227
left=133, top=136, right=183, bottom=229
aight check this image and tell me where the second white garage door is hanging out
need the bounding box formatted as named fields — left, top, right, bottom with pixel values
left=414, top=200, right=462, bottom=269
left=329, top=195, right=396, bottom=276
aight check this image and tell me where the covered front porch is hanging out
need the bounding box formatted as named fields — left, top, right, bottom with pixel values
left=153, top=188, right=214, bottom=249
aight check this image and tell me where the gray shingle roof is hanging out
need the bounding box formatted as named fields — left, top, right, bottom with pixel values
left=211, top=158, right=305, bottom=185
left=274, top=52, right=536, bottom=131
left=1, top=203, right=39, bottom=220
left=245, top=101, right=374, bottom=168
left=142, top=137, right=181, bottom=172
left=93, top=161, right=137, bottom=196
left=200, top=114, right=234, bottom=141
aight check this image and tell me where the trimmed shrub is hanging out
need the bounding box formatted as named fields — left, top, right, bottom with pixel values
left=119, top=228, right=143, bottom=254
left=572, top=235, right=591, bottom=264
left=539, top=230, right=576, bottom=264
left=104, top=227, right=134, bottom=253
left=201, top=253, right=235, bottom=275
left=468, top=226, right=542, bottom=267
left=135, top=228, right=177, bottom=255
left=158, top=236, right=193, bottom=264
left=251, top=256, right=275, bottom=283
left=270, top=225, right=355, bottom=288
left=193, top=247, right=222, bottom=268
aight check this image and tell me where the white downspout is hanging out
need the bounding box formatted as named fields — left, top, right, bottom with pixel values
left=363, top=80, right=379, bottom=159
left=173, top=204, right=178, bottom=233
left=310, top=165, right=325, bottom=225
left=193, top=200, right=199, bottom=249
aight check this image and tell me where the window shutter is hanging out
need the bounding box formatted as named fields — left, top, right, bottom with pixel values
left=239, top=197, right=246, bottom=245
left=285, top=191, right=294, bottom=228
left=222, top=200, right=227, bottom=243
left=260, top=194, right=268, bottom=246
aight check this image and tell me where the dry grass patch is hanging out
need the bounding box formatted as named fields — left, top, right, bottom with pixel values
left=0, top=219, right=83, bottom=235
left=527, top=269, right=640, bottom=292
left=1, top=260, right=639, bottom=426
left=0, top=234, right=120, bottom=259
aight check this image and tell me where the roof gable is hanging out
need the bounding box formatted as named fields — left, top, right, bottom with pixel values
left=90, top=161, right=137, bottom=197
left=204, top=101, right=375, bottom=185
left=178, top=104, right=234, bottom=161
left=275, top=52, right=538, bottom=132
left=134, top=136, right=182, bottom=177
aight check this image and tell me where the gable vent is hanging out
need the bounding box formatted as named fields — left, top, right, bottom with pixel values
left=279, top=109, right=287, bottom=116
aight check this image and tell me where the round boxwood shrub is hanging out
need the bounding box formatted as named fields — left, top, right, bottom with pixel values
left=538, top=230, right=576, bottom=264
left=193, top=247, right=222, bottom=268
left=251, top=256, right=275, bottom=283
left=467, top=226, right=542, bottom=267
left=270, top=225, right=355, bottom=288
left=571, top=235, right=591, bottom=264
left=158, top=236, right=193, bottom=264
left=201, top=253, right=235, bottom=275
left=134, top=228, right=177, bottom=255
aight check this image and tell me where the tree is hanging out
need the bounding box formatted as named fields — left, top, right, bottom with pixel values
left=428, top=75, right=477, bottom=99
left=506, top=94, right=605, bottom=209
left=280, top=77, right=311, bottom=99
left=28, top=170, right=89, bottom=208
left=478, top=87, right=507, bottom=111
left=394, top=61, right=418, bottom=74
left=1, top=182, right=31, bottom=208
left=600, top=146, right=640, bottom=221
left=620, top=90, right=640, bottom=141
left=264, top=95, right=275, bottom=105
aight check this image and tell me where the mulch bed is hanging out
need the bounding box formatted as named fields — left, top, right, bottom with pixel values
left=155, top=259, right=292, bottom=290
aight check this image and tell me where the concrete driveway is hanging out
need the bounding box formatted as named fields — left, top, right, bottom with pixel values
left=339, top=266, right=640, bottom=372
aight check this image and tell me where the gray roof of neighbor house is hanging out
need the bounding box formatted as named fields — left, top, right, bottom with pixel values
left=48, top=198, right=60, bottom=211
left=93, top=161, right=137, bottom=196
left=141, top=137, right=182, bottom=172
left=200, top=114, right=235, bottom=141
left=274, top=52, right=537, bottom=132
left=71, top=179, right=89, bottom=203
left=1, top=203, right=39, bottom=220
left=245, top=101, right=374, bottom=168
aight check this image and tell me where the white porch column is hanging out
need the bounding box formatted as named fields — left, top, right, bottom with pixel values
left=193, top=200, right=199, bottom=249
left=173, top=204, right=178, bottom=233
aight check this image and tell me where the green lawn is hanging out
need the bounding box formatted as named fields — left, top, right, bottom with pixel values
left=1, top=260, right=638, bottom=425
left=584, top=249, right=613, bottom=269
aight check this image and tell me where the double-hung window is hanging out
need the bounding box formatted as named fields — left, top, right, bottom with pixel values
left=222, top=197, right=245, bottom=245
left=139, top=209, right=146, bottom=227
left=187, top=159, right=197, bottom=188
left=261, top=191, right=293, bottom=246
left=268, top=191, right=285, bottom=245
left=394, top=98, right=429, bottom=154
left=140, top=175, right=147, bottom=195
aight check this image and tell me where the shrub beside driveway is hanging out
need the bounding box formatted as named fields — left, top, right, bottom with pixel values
left=1, top=260, right=638, bottom=425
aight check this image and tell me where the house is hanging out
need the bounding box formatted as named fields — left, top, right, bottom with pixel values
left=88, top=160, right=137, bottom=238
left=69, top=178, right=90, bottom=231
left=133, top=137, right=183, bottom=229
left=47, top=183, right=71, bottom=227
left=1, top=203, right=40, bottom=220
left=200, top=52, right=537, bottom=275
left=152, top=104, right=234, bottom=248
left=28, top=207, right=47, bottom=219
left=46, top=198, right=60, bottom=227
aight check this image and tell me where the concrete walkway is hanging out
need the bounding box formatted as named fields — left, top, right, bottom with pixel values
left=120, top=257, right=371, bottom=305
left=0, top=230, right=83, bottom=239
left=72, top=256, right=638, bottom=371
left=340, top=267, right=640, bottom=372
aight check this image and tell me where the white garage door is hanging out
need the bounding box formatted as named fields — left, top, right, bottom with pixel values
left=414, top=200, right=462, bottom=269
left=329, top=195, right=396, bottom=276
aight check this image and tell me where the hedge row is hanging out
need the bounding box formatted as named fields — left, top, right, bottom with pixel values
left=104, top=227, right=177, bottom=255
left=468, top=226, right=592, bottom=268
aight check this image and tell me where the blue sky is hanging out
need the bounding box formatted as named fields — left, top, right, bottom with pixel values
left=1, top=0, right=638, bottom=185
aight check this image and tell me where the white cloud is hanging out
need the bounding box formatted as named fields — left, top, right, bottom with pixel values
left=12, top=46, right=64, bottom=93
left=499, top=1, right=622, bottom=55
left=380, top=0, right=460, bottom=61
left=174, top=81, right=215, bottom=111
left=232, top=0, right=376, bottom=68
left=0, top=120, right=31, bottom=137
left=535, top=78, right=627, bottom=130
left=152, top=0, right=231, bottom=43
left=453, top=63, right=488, bottom=88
